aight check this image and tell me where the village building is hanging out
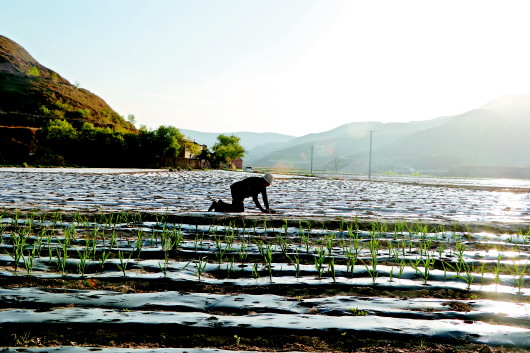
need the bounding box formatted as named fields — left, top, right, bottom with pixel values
left=156, top=142, right=209, bottom=169
left=232, top=158, right=243, bottom=169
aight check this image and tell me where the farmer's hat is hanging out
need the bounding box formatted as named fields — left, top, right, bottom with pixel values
left=263, top=173, right=273, bottom=185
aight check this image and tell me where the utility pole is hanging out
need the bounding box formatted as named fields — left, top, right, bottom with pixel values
left=368, top=131, right=375, bottom=180
left=310, top=145, right=314, bottom=174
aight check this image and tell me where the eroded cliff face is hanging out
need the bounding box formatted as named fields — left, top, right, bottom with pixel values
left=0, top=126, right=38, bottom=163
left=0, top=35, right=137, bottom=164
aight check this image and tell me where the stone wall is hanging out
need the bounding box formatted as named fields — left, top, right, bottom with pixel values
left=156, top=156, right=209, bottom=169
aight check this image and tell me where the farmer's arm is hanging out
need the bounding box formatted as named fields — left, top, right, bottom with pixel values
left=251, top=188, right=269, bottom=213
left=262, top=189, right=269, bottom=211
left=252, top=193, right=266, bottom=212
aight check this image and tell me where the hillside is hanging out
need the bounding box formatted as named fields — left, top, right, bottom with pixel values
left=374, top=109, right=520, bottom=170
left=245, top=98, right=530, bottom=177
left=246, top=117, right=452, bottom=171
left=0, top=35, right=136, bottom=163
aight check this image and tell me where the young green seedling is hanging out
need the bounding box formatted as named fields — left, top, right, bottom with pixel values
left=117, top=249, right=134, bottom=277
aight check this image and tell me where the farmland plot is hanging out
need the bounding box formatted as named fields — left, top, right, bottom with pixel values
left=0, top=168, right=529, bottom=225
left=0, top=169, right=529, bottom=352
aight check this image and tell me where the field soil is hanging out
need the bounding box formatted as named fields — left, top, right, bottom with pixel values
left=0, top=169, right=529, bottom=353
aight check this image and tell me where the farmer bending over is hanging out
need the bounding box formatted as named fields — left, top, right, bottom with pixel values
left=208, top=173, right=273, bottom=213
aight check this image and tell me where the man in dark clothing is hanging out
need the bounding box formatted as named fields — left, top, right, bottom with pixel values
left=208, top=173, right=273, bottom=213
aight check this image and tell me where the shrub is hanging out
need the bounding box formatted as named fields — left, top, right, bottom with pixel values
left=26, top=66, right=40, bottom=76
left=51, top=110, right=65, bottom=119
left=39, top=105, right=51, bottom=116
left=44, top=119, right=77, bottom=142
left=100, top=108, right=112, bottom=117
left=53, top=100, right=70, bottom=111
left=77, top=109, right=91, bottom=118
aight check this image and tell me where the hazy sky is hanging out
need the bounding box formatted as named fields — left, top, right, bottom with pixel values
left=3, top=1, right=530, bottom=136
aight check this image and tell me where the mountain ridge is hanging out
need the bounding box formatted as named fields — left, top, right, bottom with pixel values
left=182, top=98, right=530, bottom=177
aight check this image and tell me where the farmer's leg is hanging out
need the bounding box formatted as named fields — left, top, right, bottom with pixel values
left=232, top=199, right=244, bottom=212
left=214, top=200, right=230, bottom=212
left=230, top=188, right=245, bottom=212
left=208, top=200, right=218, bottom=211
left=212, top=200, right=241, bottom=212
left=214, top=199, right=244, bottom=213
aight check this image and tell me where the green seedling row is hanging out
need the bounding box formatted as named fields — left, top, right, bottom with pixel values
left=1, top=211, right=529, bottom=293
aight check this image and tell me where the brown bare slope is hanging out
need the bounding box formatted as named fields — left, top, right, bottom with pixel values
left=0, top=35, right=137, bottom=163
left=0, top=35, right=136, bottom=131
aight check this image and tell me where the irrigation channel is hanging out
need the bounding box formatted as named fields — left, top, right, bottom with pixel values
left=0, top=169, right=529, bottom=352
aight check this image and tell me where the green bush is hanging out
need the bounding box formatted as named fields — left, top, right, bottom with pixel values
left=51, top=110, right=65, bottom=119
left=44, top=119, right=77, bottom=142
left=100, top=108, right=112, bottom=117
left=53, top=100, right=70, bottom=111
left=38, top=120, right=203, bottom=168
left=77, top=109, right=91, bottom=118
left=39, top=105, right=51, bottom=116
left=26, top=66, right=40, bottom=76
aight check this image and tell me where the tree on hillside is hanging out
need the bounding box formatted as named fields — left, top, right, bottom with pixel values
left=154, top=125, right=185, bottom=157
left=127, top=114, right=137, bottom=127
left=38, top=119, right=79, bottom=165
left=36, top=120, right=203, bottom=167
left=212, top=134, right=245, bottom=168
left=78, top=122, right=127, bottom=165
left=39, top=119, right=134, bottom=166
left=43, top=119, right=77, bottom=143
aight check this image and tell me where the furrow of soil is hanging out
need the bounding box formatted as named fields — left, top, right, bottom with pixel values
left=1, top=169, right=529, bottom=352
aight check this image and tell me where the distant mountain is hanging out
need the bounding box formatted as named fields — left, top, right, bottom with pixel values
left=179, top=129, right=296, bottom=151
left=243, top=95, right=530, bottom=177
left=246, top=117, right=452, bottom=171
